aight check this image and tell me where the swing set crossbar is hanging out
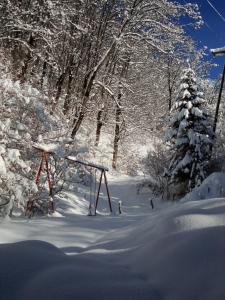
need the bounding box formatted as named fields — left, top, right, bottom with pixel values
left=67, top=157, right=109, bottom=171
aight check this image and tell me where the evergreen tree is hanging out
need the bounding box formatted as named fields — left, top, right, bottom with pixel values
left=166, top=67, right=213, bottom=192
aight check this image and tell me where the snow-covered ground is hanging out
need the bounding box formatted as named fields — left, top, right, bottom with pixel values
left=1, top=173, right=225, bottom=299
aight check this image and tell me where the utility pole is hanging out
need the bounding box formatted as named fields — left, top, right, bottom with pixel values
left=211, top=46, right=225, bottom=133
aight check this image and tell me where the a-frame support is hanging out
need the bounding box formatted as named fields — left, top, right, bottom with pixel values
left=35, top=150, right=53, bottom=197
left=94, top=169, right=112, bottom=215
left=66, top=157, right=113, bottom=215
left=26, top=145, right=55, bottom=216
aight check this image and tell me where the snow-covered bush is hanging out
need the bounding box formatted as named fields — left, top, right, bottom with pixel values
left=142, top=142, right=169, bottom=198
left=0, top=70, right=64, bottom=216
left=0, top=186, right=11, bottom=217
left=165, top=67, right=213, bottom=196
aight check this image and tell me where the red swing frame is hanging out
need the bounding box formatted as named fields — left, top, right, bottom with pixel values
left=26, top=145, right=54, bottom=215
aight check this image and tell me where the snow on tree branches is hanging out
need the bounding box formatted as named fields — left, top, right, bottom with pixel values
left=166, top=67, right=213, bottom=194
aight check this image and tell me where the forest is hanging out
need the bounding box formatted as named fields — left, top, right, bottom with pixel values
left=0, top=0, right=224, bottom=215
left=2, top=1, right=225, bottom=300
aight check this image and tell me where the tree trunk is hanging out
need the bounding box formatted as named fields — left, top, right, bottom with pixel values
left=19, top=34, right=34, bottom=83
left=52, top=72, right=66, bottom=111
left=70, top=12, right=129, bottom=138
left=71, top=110, right=85, bottom=138
left=167, top=63, right=172, bottom=111
left=63, top=54, right=75, bottom=114
left=40, top=59, right=47, bottom=88
left=168, top=87, right=172, bottom=111
left=70, top=69, right=96, bottom=138
left=95, top=109, right=103, bottom=146
left=63, top=70, right=73, bottom=115
left=112, top=91, right=122, bottom=169
left=71, top=69, right=101, bottom=138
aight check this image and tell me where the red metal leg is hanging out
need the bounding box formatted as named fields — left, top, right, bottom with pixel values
left=44, top=152, right=53, bottom=197
left=44, top=152, right=55, bottom=213
left=35, top=152, right=44, bottom=185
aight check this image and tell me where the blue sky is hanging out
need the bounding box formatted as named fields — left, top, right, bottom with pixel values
left=179, top=0, right=225, bottom=79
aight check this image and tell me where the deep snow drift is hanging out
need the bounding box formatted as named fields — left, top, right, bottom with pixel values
left=1, top=174, right=225, bottom=300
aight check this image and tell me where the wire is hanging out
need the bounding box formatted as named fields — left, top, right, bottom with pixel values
left=201, top=1, right=225, bottom=44
left=181, top=0, right=224, bottom=44
left=206, top=0, right=225, bottom=23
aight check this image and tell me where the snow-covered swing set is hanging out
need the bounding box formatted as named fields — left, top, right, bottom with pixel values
left=25, top=144, right=113, bottom=217
left=66, top=157, right=113, bottom=216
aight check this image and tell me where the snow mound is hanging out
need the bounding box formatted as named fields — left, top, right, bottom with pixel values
left=181, top=172, right=225, bottom=202
left=95, top=198, right=225, bottom=300
left=0, top=240, right=158, bottom=300
left=1, top=176, right=225, bottom=299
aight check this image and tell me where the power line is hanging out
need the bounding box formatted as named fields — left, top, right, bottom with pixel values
left=206, top=0, right=225, bottom=23
left=181, top=0, right=224, bottom=44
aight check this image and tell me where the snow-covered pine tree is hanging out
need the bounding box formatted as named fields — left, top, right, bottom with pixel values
left=166, top=67, right=213, bottom=194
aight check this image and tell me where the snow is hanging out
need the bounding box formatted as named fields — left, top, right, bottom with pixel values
left=186, top=101, right=192, bottom=109
left=67, top=156, right=109, bottom=171
left=173, top=152, right=192, bottom=172
left=182, top=172, right=225, bottom=201
left=178, top=108, right=189, bottom=120
left=191, top=106, right=203, bottom=118
left=1, top=173, right=225, bottom=299
left=182, top=89, right=191, bottom=99
left=211, top=47, right=225, bottom=56
left=0, top=156, right=7, bottom=175
left=32, top=143, right=61, bottom=153
left=180, top=83, right=189, bottom=90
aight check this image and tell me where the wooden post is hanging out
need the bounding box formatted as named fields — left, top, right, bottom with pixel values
left=213, top=63, right=225, bottom=133
left=94, top=170, right=103, bottom=215
left=150, top=199, right=154, bottom=210
left=118, top=201, right=122, bottom=214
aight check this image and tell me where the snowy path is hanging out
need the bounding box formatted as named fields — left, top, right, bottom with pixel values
left=1, top=175, right=225, bottom=299
left=0, top=175, right=157, bottom=300
left=0, top=175, right=152, bottom=250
